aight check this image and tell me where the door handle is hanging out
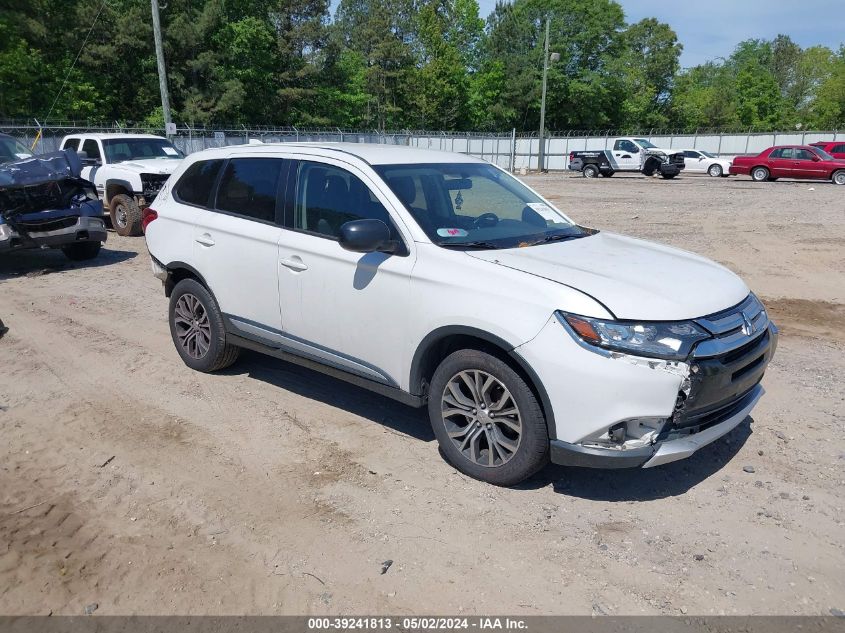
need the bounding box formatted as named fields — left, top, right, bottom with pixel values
left=280, top=257, right=308, bottom=272
left=195, top=233, right=215, bottom=247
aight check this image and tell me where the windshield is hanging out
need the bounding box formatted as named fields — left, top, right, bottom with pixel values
left=0, top=136, right=33, bottom=163
left=374, top=163, right=590, bottom=249
left=811, top=147, right=834, bottom=161
left=102, top=138, right=183, bottom=163
left=634, top=138, right=657, bottom=149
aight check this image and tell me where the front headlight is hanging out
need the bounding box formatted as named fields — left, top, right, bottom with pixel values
left=558, top=312, right=710, bottom=360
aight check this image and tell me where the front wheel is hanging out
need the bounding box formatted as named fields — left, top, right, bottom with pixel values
left=582, top=164, right=599, bottom=178
left=109, top=194, right=142, bottom=237
left=61, top=241, right=101, bottom=261
left=661, top=173, right=677, bottom=179
left=428, top=349, right=549, bottom=486
left=169, top=278, right=240, bottom=372
left=708, top=164, right=723, bottom=177
left=751, top=166, right=770, bottom=182
left=832, top=170, right=845, bottom=186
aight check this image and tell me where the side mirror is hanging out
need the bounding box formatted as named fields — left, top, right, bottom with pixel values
left=339, top=219, right=396, bottom=254
left=811, top=155, right=820, bottom=162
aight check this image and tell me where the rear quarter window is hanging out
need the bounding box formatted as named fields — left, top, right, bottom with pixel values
left=173, top=160, right=224, bottom=207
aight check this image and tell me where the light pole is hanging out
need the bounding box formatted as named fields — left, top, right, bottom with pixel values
left=538, top=18, right=559, bottom=173
left=151, top=0, right=173, bottom=134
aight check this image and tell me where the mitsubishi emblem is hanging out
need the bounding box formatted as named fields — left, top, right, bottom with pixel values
left=741, top=313, right=754, bottom=336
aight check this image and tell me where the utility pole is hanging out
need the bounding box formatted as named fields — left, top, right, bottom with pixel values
left=538, top=18, right=550, bottom=173
left=151, top=0, right=172, bottom=134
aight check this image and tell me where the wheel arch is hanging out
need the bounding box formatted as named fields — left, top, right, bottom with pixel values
left=163, top=261, right=211, bottom=298
left=409, top=326, right=556, bottom=436
left=105, top=179, right=135, bottom=205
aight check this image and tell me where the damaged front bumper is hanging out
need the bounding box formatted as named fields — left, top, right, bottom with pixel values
left=515, top=299, right=778, bottom=470
left=550, top=384, right=764, bottom=468
left=0, top=213, right=107, bottom=252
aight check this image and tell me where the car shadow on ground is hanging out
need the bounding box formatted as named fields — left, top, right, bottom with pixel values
left=0, top=246, right=137, bottom=280
left=224, top=349, right=435, bottom=442
left=226, top=349, right=754, bottom=499
left=520, top=418, right=755, bottom=501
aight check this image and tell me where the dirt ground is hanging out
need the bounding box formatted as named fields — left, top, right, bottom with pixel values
left=1, top=172, right=843, bottom=616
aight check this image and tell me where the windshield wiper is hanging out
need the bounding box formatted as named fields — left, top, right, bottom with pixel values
left=531, top=233, right=585, bottom=245
left=439, top=241, right=500, bottom=250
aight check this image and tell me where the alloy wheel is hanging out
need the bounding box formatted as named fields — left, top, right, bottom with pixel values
left=115, top=204, right=128, bottom=229
left=441, top=370, right=522, bottom=468
left=173, top=293, right=212, bottom=359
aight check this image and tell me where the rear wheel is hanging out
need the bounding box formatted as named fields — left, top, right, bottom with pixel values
left=832, top=170, right=845, bottom=186
left=708, top=164, right=723, bottom=177
left=751, top=166, right=770, bottom=182
left=582, top=164, right=599, bottom=178
left=109, top=194, right=142, bottom=237
left=661, top=173, right=677, bottom=179
left=169, top=278, right=240, bottom=372
left=428, top=349, right=549, bottom=486
left=61, top=241, right=101, bottom=261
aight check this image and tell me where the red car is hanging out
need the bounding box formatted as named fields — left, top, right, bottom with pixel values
left=730, top=145, right=845, bottom=185
left=810, top=140, right=845, bottom=159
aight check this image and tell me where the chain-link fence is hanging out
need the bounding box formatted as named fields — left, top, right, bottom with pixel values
left=2, top=120, right=842, bottom=171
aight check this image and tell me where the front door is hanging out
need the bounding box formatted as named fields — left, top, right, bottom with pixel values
left=275, top=157, right=416, bottom=389
left=191, top=156, right=287, bottom=335
left=792, top=148, right=826, bottom=179
left=612, top=140, right=641, bottom=171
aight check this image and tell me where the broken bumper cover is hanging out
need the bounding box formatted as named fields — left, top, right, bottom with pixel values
left=550, top=385, right=763, bottom=468
left=0, top=214, right=107, bottom=251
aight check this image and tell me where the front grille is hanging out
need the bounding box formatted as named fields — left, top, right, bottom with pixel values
left=17, top=216, right=78, bottom=232
left=671, top=296, right=777, bottom=430
left=693, top=294, right=769, bottom=358
left=141, top=173, right=170, bottom=198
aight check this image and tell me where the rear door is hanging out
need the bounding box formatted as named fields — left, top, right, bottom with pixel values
left=766, top=148, right=793, bottom=178
left=191, top=156, right=288, bottom=333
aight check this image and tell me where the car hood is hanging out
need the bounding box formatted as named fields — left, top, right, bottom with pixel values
left=111, top=158, right=180, bottom=174
left=466, top=232, right=749, bottom=321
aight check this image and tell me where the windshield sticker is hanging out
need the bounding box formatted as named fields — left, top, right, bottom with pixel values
left=454, top=191, right=463, bottom=210
left=527, top=202, right=561, bottom=221
left=162, top=147, right=179, bottom=156
left=437, top=228, right=469, bottom=238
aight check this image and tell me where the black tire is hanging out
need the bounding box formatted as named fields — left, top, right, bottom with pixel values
left=600, top=170, right=614, bottom=177
left=751, top=166, right=770, bottom=182
left=582, top=164, right=599, bottom=178
left=168, top=278, right=240, bottom=372
left=61, top=241, right=101, bottom=261
left=832, top=170, right=845, bottom=186
left=428, top=349, right=549, bottom=486
left=708, top=164, right=723, bottom=177
left=661, top=173, right=676, bottom=179
left=109, top=193, right=142, bottom=237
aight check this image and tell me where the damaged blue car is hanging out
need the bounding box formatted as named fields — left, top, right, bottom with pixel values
left=0, top=139, right=107, bottom=261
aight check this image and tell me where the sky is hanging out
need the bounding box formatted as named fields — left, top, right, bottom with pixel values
left=474, top=0, right=844, bottom=68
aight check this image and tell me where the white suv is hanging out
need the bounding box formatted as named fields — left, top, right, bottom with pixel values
left=144, top=143, right=777, bottom=486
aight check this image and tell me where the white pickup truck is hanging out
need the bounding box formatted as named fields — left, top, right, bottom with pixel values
left=59, top=134, right=184, bottom=236
left=568, top=137, right=686, bottom=179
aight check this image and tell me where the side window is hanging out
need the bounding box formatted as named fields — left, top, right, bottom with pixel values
left=81, top=139, right=102, bottom=163
left=294, top=161, right=396, bottom=239
left=683, top=150, right=699, bottom=159
left=63, top=138, right=80, bottom=151
left=616, top=140, right=637, bottom=153
left=832, top=144, right=845, bottom=154
left=216, top=158, right=282, bottom=223
left=174, top=159, right=223, bottom=207
left=795, top=149, right=815, bottom=160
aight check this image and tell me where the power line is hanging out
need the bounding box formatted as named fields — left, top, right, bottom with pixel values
left=43, top=0, right=110, bottom=125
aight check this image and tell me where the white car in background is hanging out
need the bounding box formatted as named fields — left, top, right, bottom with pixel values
left=59, top=134, right=184, bottom=236
left=680, top=149, right=733, bottom=177
left=144, top=143, right=776, bottom=486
